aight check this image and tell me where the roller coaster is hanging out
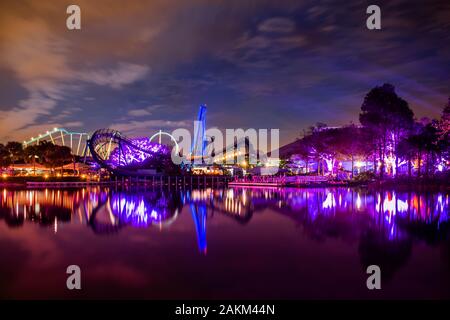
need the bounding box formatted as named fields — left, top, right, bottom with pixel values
left=24, top=104, right=259, bottom=175
left=23, top=127, right=90, bottom=156
left=87, top=105, right=205, bottom=175
left=87, top=128, right=177, bottom=176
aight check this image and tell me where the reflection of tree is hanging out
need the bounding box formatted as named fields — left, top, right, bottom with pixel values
left=358, top=230, right=412, bottom=282
left=38, top=207, right=71, bottom=225
left=396, top=220, right=450, bottom=246
left=237, top=187, right=448, bottom=283
left=0, top=203, right=70, bottom=228
left=0, top=206, right=24, bottom=228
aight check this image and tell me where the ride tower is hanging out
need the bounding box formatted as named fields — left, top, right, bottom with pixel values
left=190, top=104, right=208, bottom=161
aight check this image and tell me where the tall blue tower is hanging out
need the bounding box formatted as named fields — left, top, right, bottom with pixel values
left=191, top=104, right=207, bottom=158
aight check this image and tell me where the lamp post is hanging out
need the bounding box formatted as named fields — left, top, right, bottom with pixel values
left=29, top=155, right=39, bottom=175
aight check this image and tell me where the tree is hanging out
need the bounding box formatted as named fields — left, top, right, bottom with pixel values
left=397, top=137, right=416, bottom=178
left=24, top=145, right=44, bottom=174
left=307, top=127, right=345, bottom=176
left=0, top=144, right=12, bottom=168
left=406, top=120, right=441, bottom=177
left=440, top=97, right=450, bottom=135
left=335, top=125, right=373, bottom=179
left=438, top=98, right=450, bottom=167
left=295, top=139, right=313, bottom=173
left=419, top=121, right=441, bottom=176
left=6, top=141, right=24, bottom=169
left=42, top=145, right=73, bottom=173
left=359, top=83, right=414, bottom=178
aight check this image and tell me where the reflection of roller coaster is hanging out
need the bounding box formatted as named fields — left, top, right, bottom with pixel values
left=88, top=129, right=175, bottom=175
left=85, top=189, right=183, bottom=234
left=81, top=188, right=253, bottom=253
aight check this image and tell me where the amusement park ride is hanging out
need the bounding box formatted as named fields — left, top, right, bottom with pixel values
left=23, top=104, right=235, bottom=176
left=86, top=105, right=209, bottom=176
left=23, top=128, right=90, bottom=157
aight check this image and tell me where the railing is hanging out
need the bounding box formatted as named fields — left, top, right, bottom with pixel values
left=285, top=175, right=329, bottom=183
left=229, top=175, right=330, bottom=186
left=26, top=181, right=115, bottom=188
left=26, top=175, right=230, bottom=189
left=25, top=175, right=330, bottom=189
left=230, top=176, right=286, bottom=185
left=113, top=175, right=230, bottom=187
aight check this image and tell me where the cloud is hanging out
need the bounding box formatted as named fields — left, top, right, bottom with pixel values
left=128, top=109, right=152, bottom=117
left=258, top=17, right=295, bottom=33
left=63, top=121, right=84, bottom=128
left=0, top=14, right=150, bottom=141
left=0, top=0, right=449, bottom=146
left=109, top=119, right=190, bottom=137
left=126, top=104, right=165, bottom=117
left=0, top=16, right=71, bottom=141
left=0, top=96, right=57, bottom=141
left=77, top=63, right=150, bottom=89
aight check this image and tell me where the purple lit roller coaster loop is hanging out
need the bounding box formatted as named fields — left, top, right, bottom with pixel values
left=88, top=129, right=154, bottom=175
left=87, top=128, right=178, bottom=176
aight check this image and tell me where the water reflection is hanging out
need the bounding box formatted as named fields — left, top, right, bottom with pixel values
left=1, top=187, right=448, bottom=234
left=0, top=187, right=448, bottom=275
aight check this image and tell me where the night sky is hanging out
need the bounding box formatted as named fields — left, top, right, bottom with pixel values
left=0, top=0, right=449, bottom=145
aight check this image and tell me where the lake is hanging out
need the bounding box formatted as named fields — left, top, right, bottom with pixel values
left=0, top=186, right=449, bottom=299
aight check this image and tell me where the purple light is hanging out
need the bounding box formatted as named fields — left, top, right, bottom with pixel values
left=108, top=137, right=169, bottom=168
left=110, top=194, right=173, bottom=227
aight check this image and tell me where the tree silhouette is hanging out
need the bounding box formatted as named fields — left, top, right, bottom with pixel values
left=5, top=141, right=24, bottom=170
left=0, top=144, right=12, bottom=169
left=360, top=83, right=414, bottom=178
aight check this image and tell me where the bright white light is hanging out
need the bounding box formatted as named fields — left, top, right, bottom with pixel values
left=322, top=193, right=336, bottom=209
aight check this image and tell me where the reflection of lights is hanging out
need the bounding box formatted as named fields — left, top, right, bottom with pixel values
left=376, top=193, right=408, bottom=216
left=242, top=191, right=247, bottom=205
left=322, top=193, right=336, bottom=209
left=436, top=195, right=446, bottom=215
left=1, top=187, right=448, bottom=250
left=111, top=194, right=173, bottom=227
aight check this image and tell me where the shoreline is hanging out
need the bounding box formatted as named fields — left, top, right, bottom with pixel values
left=0, top=176, right=450, bottom=192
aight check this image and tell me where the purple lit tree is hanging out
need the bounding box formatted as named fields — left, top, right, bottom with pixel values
left=359, top=83, right=414, bottom=178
